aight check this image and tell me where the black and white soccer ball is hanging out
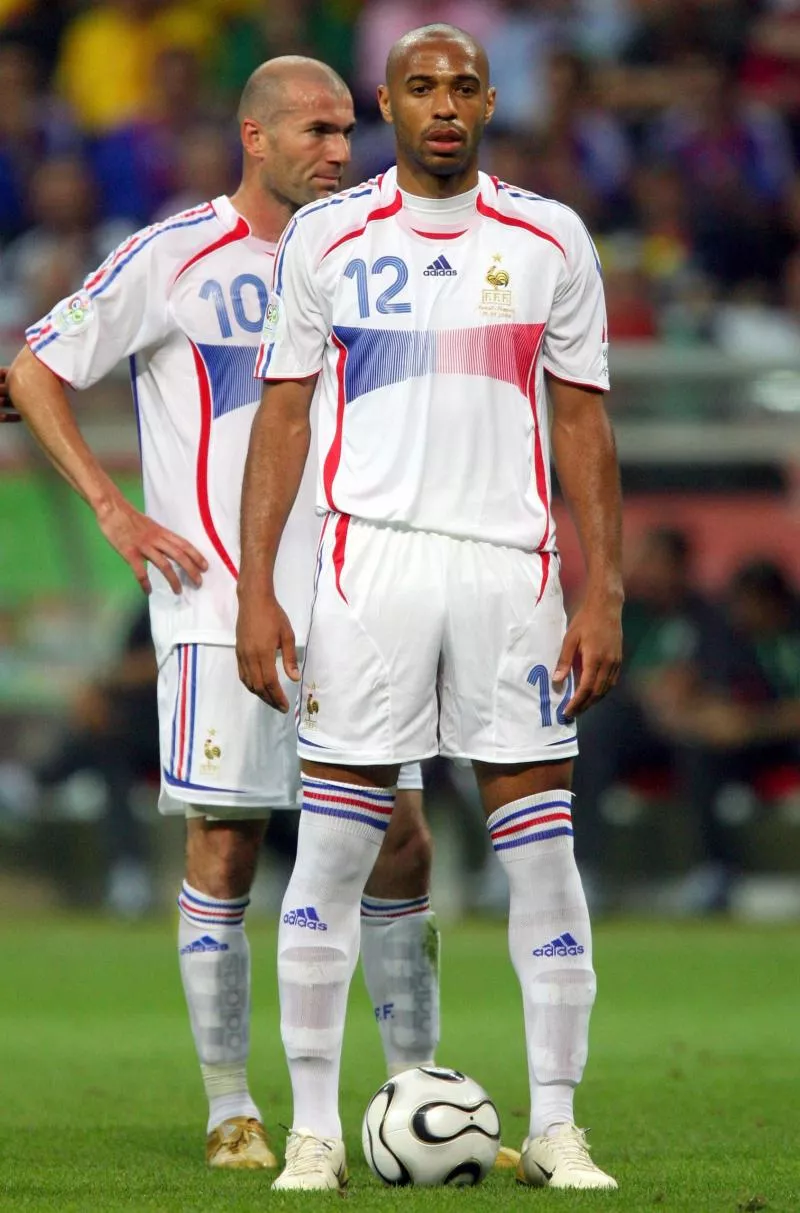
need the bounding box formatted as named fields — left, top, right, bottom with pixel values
left=362, top=1065, right=501, bottom=1186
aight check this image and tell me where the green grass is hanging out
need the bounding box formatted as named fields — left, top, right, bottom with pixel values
left=0, top=917, right=798, bottom=1211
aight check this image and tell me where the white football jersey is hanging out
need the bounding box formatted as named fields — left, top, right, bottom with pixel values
left=26, top=196, right=320, bottom=662
left=257, top=168, right=609, bottom=552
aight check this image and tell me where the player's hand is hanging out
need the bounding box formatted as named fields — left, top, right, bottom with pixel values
left=96, top=497, right=208, bottom=594
left=236, top=587, right=299, bottom=712
left=554, top=592, right=622, bottom=718
left=0, top=368, right=21, bottom=422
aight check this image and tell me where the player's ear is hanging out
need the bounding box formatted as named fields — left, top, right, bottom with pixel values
left=377, top=85, right=394, bottom=126
left=484, top=87, right=497, bottom=126
left=241, top=117, right=267, bottom=158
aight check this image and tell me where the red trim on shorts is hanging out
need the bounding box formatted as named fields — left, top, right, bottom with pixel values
left=332, top=513, right=350, bottom=603
left=177, top=646, right=190, bottom=780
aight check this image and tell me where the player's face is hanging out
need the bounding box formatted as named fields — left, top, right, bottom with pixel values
left=262, top=87, right=355, bottom=210
left=378, top=40, right=495, bottom=180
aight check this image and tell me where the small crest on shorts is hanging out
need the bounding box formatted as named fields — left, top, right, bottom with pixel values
left=479, top=254, right=514, bottom=318
left=200, top=728, right=222, bottom=775
left=302, top=685, right=320, bottom=730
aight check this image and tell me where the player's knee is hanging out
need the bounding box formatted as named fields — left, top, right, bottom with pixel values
left=384, top=817, right=433, bottom=888
left=186, top=820, right=262, bottom=899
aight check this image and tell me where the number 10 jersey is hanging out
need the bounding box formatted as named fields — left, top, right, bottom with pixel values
left=26, top=195, right=319, bottom=664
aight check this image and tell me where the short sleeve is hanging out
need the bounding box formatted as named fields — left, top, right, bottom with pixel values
left=25, top=228, right=172, bottom=389
left=542, top=216, right=609, bottom=392
left=255, top=219, right=328, bottom=381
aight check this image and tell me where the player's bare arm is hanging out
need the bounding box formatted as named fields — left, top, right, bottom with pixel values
left=0, top=367, right=21, bottom=422
left=236, top=374, right=316, bottom=712
left=6, top=346, right=208, bottom=594
left=548, top=376, right=623, bottom=716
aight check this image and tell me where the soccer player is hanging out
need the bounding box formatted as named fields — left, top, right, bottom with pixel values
left=237, top=25, right=623, bottom=1192
left=7, top=57, right=441, bottom=1171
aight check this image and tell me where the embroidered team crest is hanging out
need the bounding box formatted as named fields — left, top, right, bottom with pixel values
left=54, top=292, right=94, bottom=335
left=200, top=728, right=222, bottom=775
left=479, top=254, right=514, bottom=318
left=303, top=685, right=320, bottom=729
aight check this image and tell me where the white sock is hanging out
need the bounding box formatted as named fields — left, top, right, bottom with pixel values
left=487, top=791, right=596, bottom=1140
left=360, top=894, right=440, bottom=1075
left=177, top=881, right=261, bottom=1134
left=279, top=776, right=395, bottom=1139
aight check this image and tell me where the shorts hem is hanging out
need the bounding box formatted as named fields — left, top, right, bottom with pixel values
left=159, top=787, right=298, bottom=816
left=297, top=745, right=438, bottom=768
left=439, top=743, right=579, bottom=764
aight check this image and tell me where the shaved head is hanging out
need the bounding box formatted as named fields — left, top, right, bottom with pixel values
left=238, top=56, right=350, bottom=127
left=385, top=24, right=489, bottom=88
left=378, top=24, right=494, bottom=195
left=235, top=55, right=354, bottom=215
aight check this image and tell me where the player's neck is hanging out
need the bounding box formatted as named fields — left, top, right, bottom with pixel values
left=395, top=158, right=479, bottom=199
left=228, top=181, right=292, bottom=244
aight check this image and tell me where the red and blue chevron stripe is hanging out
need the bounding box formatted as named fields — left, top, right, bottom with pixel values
left=360, top=893, right=431, bottom=919
left=489, top=796, right=573, bottom=852
left=301, top=775, right=394, bottom=833
left=177, top=881, right=249, bottom=928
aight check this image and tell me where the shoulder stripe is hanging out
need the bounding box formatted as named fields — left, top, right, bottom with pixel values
left=173, top=216, right=249, bottom=282
left=273, top=220, right=299, bottom=295
left=297, top=183, right=375, bottom=221
left=497, top=182, right=601, bottom=271
left=26, top=204, right=218, bottom=357
left=320, top=191, right=402, bottom=263
left=476, top=194, right=565, bottom=258
left=83, top=204, right=216, bottom=299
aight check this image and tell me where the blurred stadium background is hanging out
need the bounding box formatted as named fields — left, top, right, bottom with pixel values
left=1, top=0, right=800, bottom=923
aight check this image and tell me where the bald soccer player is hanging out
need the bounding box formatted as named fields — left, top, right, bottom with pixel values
left=8, top=58, right=441, bottom=1170
left=238, top=27, right=622, bottom=1191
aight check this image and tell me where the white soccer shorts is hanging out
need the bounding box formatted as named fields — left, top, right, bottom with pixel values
left=158, top=642, right=422, bottom=817
left=297, top=516, right=579, bottom=767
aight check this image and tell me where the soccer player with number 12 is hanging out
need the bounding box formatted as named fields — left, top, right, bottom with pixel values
left=238, top=24, right=623, bottom=1191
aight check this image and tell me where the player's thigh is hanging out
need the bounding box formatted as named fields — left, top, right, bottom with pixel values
left=298, top=519, right=443, bottom=766
left=157, top=643, right=301, bottom=815
left=439, top=545, right=578, bottom=764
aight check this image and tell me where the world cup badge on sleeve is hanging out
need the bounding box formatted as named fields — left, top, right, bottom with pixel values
left=54, top=292, right=94, bottom=335
left=262, top=293, right=281, bottom=341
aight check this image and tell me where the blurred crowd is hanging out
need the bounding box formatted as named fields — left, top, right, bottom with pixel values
left=0, top=0, right=800, bottom=351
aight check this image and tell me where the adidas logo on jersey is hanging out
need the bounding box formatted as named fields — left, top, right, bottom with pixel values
left=283, top=906, right=328, bottom=930
left=180, top=934, right=230, bottom=955
left=423, top=255, right=457, bottom=277
left=533, top=932, right=585, bottom=957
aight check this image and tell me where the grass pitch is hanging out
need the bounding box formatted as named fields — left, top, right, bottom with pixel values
left=0, top=916, right=798, bottom=1212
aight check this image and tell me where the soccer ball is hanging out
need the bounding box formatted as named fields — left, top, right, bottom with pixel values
left=362, top=1065, right=501, bottom=1186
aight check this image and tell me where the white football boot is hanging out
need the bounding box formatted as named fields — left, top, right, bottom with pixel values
left=517, top=1124, right=618, bottom=1190
left=272, top=1128, right=348, bottom=1191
